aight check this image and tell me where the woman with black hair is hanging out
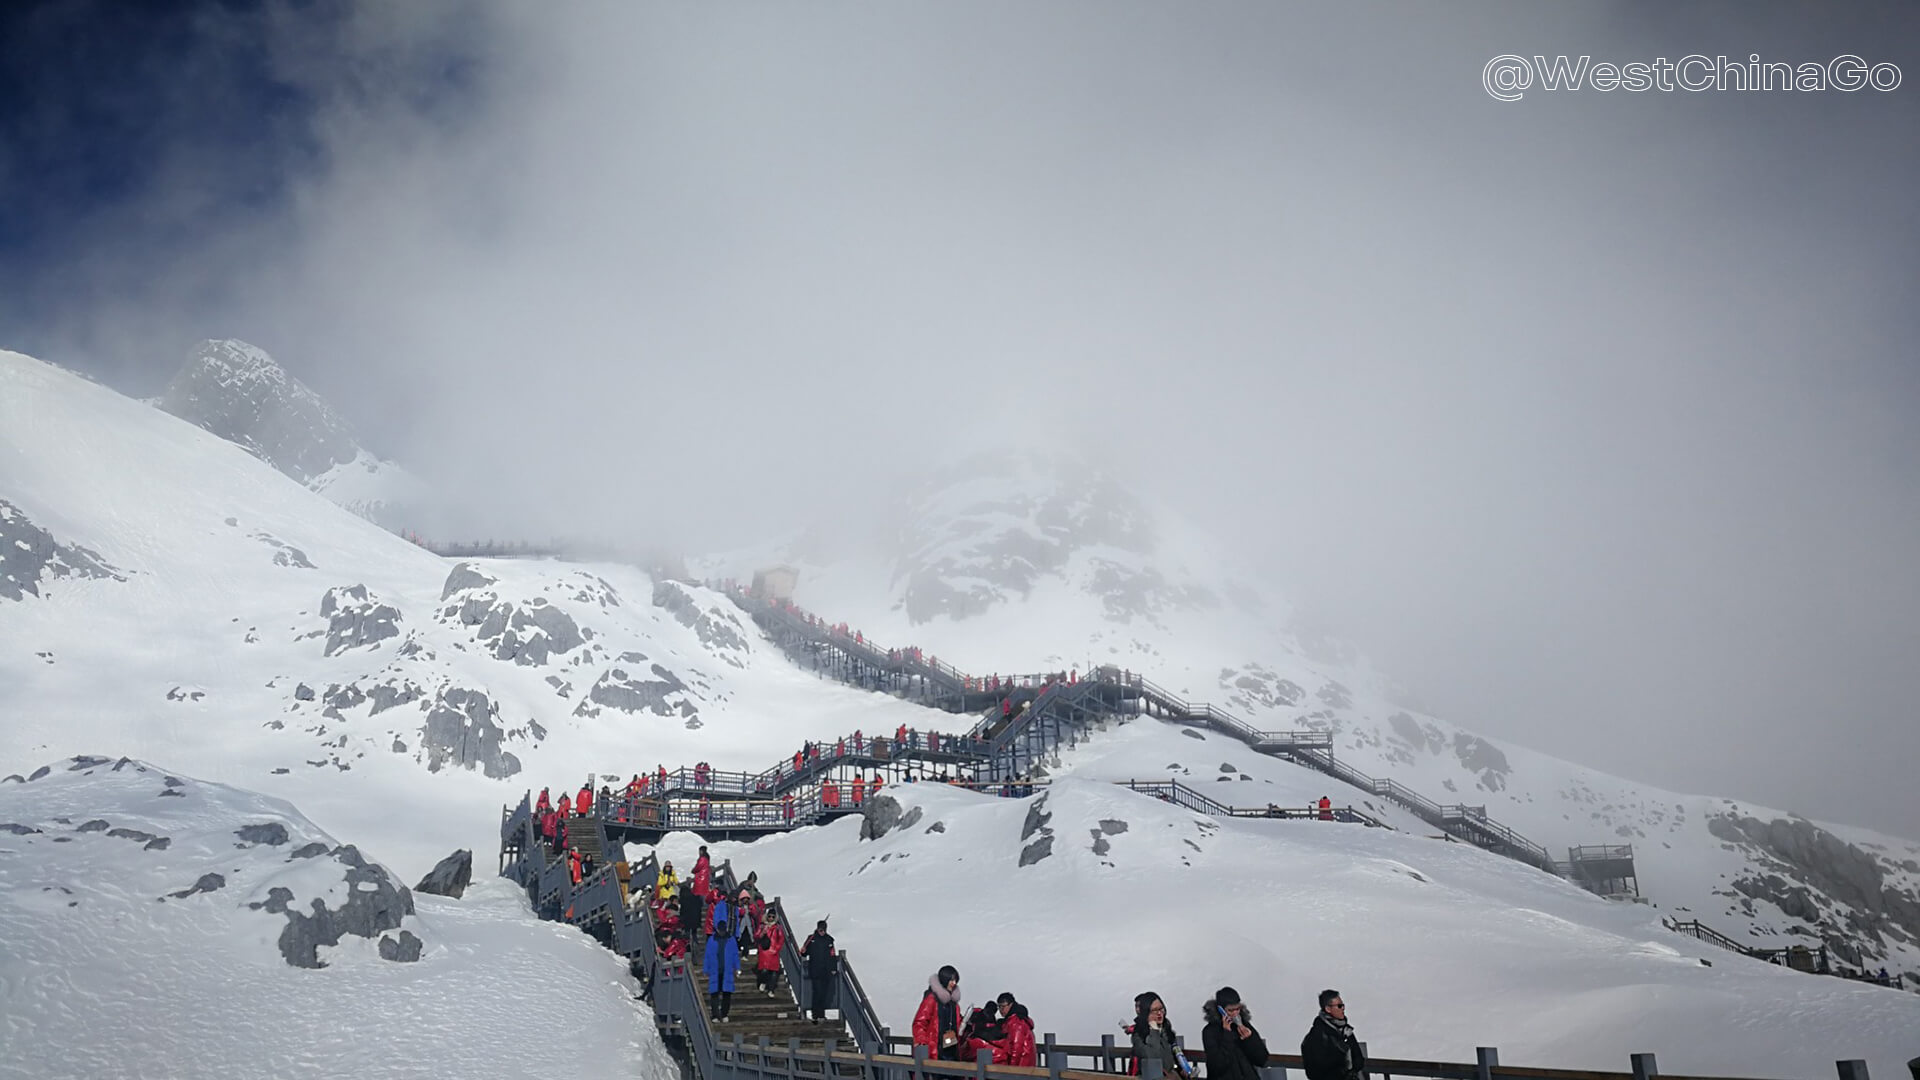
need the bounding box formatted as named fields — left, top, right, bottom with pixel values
left=1128, top=992, right=1189, bottom=1078
left=912, top=965, right=964, bottom=1060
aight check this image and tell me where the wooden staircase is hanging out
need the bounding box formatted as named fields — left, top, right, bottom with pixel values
left=687, top=932, right=851, bottom=1051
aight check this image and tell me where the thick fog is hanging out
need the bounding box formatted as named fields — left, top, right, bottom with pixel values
left=5, top=2, right=1917, bottom=838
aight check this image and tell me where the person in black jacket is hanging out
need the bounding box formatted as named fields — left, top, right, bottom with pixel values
left=1200, top=987, right=1268, bottom=1080
left=801, top=919, right=838, bottom=1023
left=1301, top=990, right=1366, bottom=1080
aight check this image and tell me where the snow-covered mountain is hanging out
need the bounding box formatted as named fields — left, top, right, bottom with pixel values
left=704, top=450, right=1920, bottom=983
left=6, top=345, right=1919, bottom=1079
left=0, top=754, right=671, bottom=1079
left=1, top=348, right=962, bottom=875
left=651, top=775, right=1920, bottom=1080
left=156, top=339, right=425, bottom=526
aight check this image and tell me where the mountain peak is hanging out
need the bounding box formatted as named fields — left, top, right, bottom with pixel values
left=158, top=339, right=359, bottom=486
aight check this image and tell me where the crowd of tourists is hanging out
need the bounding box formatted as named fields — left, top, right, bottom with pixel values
left=903, top=970, right=1364, bottom=1080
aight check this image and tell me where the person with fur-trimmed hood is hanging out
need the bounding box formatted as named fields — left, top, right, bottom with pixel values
left=913, top=965, right=965, bottom=1061
left=1200, top=986, right=1268, bottom=1080
left=1300, top=990, right=1365, bottom=1080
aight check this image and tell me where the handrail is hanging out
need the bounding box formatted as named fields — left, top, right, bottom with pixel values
left=502, top=812, right=1874, bottom=1080
left=707, top=586, right=1606, bottom=891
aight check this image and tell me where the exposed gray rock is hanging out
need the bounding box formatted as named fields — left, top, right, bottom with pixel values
left=1710, top=812, right=1920, bottom=958
left=236, top=823, right=290, bottom=847
left=414, top=849, right=473, bottom=898
left=652, top=580, right=750, bottom=663
left=1219, top=763, right=1237, bottom=774
left=144, top=837, right=171, bottom=850
left=250, top=886, right=295, bottom=914
left=0, top=823, right=42, bottom=835
left=0, top=499, right=126, bottom=602
left=28, top=766, right=51, bottom=781
left=860, top=795, right=905, bottom=841
left=1452, top=734, right=1511, bottom=791
left=290, top=842, right=330, bottom=859
left=268, top=845, right=416, bottom=969
left=1019, top=835, right=1054, bottom=866
left=70, top=756, right=113, bottom=771
left=1180, top=729, right=1205, bottom=741
left=320, top=585, right=402, bottom=656
left=440, top=562, right=497, bottom=601
left=1090, top=830, right=1111, bottom=856
left=898, top=806, right=924, bottom=832
left=574, top=664, right=691, bottom=720
left=1317, top=681, right=1353, bottom=710
left=367, top=679, right=424, bottom=715
left=1218, top=664, right=1307, bottom=712
left=418, top=687, right=521, bottom=778
left=447, top=592, right=584, bottom=667
left=107, top=827, right=159, bottom=844
left=379, top=930, right=423, bottom=962
left=77, top=819, right=109, bottom=833
left=294, top=683, right=316, bottom=702
left=925, top=821, right=946, bottom=834
left=1389, top=712, right=1445, bottom=754
left=169, top=873, right=226, bottom=899
left=1020, top=798, right=1053, bottom=842
left=156, top=339, right=359, bottom=484
left=1098, top=819, right=1129, bottom=835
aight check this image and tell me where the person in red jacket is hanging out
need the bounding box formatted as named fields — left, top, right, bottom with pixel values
left=755, top=917, right=785, bottom=994
left=577, top=783, right=593, bottom=816
left=851, top=775, right=866, bottom=806
left=568, top=848, right=583, bottom=886
left=536, top=787, right=552, bottom=815
left=557, top=792, right=572, bottom=817
left=692, top=846, right=713, bottom=899
left=1317, top=795, right=1332, bottom=821
left=913, top=965, right=964, bottom=1061
left=997, top=993, right=1036, bottom=1067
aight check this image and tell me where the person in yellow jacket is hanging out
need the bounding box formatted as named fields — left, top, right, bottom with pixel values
left=655, top=861, right=681, bottom=901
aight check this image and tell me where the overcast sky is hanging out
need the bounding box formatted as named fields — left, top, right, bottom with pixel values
left=2, top=1, right=1916, bottom=839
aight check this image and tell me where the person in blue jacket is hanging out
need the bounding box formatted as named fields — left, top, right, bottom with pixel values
left=705, top=897, right=739, bottom=1022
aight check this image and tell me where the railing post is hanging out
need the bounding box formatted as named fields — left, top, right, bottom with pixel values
left=914, top=1043, right=929, bottom=1080
left=790, top=1038, right=804, bottom=1080
left=1476, top=1047, right=1499, bottom=1080
left=1836, top=1062, right=1869, bottom=1080
left=1631, top=1053, right=1657, bottom=1080
left=1050, top=1051, right=1068, bottom=1080
left=978, top=1047, right=995, bottom=1080
left=1102, top=1033, right=1116, bottom=1073
left=1045, top=1032, right=1058, bottom=1067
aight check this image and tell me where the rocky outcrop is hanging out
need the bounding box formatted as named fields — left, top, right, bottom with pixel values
left=414, top=849, right=473, bottom=898
left=0, top=498, right=126, bottom=601
left=157, top=339, right=359, bottom=485
left=1709, top=813, right=1920, bottom=959
left=247, top=843, right=416, bottom=968
left=573, top=665, right=694, bottom=721
left=1452, top=734, right=1511, bottom=792
left=320, top=585, right=401, bottom=656
left=418, top=687, right=521, bottom=778
left=444, top=590, right=584, bottom=667
left=440, top=563, right=497, bottom=601
left=652, top=580, right=749, bottom=663
left=860, top=795, right=905, bottom=841
left=1018, top=795, right=1055, bottom=867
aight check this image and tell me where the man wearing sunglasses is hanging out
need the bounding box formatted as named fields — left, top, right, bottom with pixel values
left=1301, top=990, right=1366, bottom=1080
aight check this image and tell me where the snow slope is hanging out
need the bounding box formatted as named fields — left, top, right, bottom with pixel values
left=0, top=349, right=965, bottom=878
left=702, top=451, right=1920, bottom=981
left=0, top=755, right=676, bottom=1080
left=645, top=777, right=1920, bottom=1080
